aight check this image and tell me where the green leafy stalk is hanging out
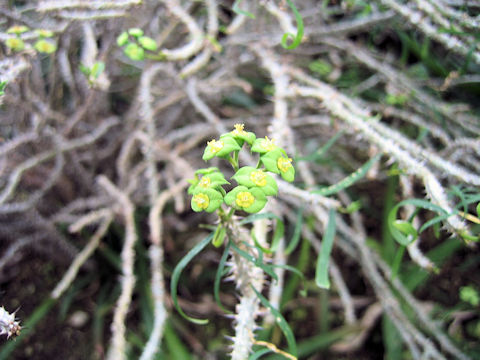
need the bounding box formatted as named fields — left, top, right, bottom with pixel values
left=214, top=240, right=233, bottom=314
left=281, top=0, right=304, bottom=50
left=170, top=233, right=213, bottom=325
left=251, top=286, right=298, bottom=357
left=312, top=154, right=381, bottom=196
left=315, top=209, right=336, bottom=289
left=232, top=0, right=255, bottom=19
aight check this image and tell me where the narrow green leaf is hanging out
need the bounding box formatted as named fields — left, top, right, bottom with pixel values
left=298, top=130, right=344, bottom=162
left=116, top=31, right=129, bottom=46
left=419, top=212, right=452, bottom=233
left=232, top=0, right=255, bottom=19
left=230, top=241, right=278, bottom=282
left=296, top=325, right=360, bottom=357
left=170, top=233, right=213, bottom=324
left=212, top=224, right=226, bottom=248
left=91, top=62, right=105, bottom=79
left=315, top=209, right=336, bottom=289
left=239, top=212, right=282, bottom=225
left=285, top=208, right=303, bottom=255
left=239, top=212, right=284, bottom=253
left=392, top=220, right=418, bottom=243
left=0, top=81, right=7, bottom=95
left=164, top=321, right=192, bottom=360
left=388, top=198, right=448, bottom=246
left=251, top=286, right=297, bottom=357
left=312, top=154, right=381, bottom=196
left=214, top=240, right=233, bottom=314
left=281, top=0, right=304, bottom=50
left=249, top=348, right=272, bottom=360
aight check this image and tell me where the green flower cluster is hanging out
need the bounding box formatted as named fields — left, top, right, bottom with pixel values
left=117, top=28, right=160, bottom=61
left=2, top=25, right=56, bottom=54
left=189, top=124, right=295, bottom=214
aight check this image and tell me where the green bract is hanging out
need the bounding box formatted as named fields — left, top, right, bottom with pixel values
left=138, top=36, right=157, bottom=51
left=224, top=186, right=267, bottom=213
left=195, top=167, right=221, bottom=175
left=191, top=188, right=223, bottom=213
left=202, top=136, right=241, bottom=161
left=277, top=156, right=295, bottom=182
left=259, top=148, right=283, bottom=174
left=188, top=170, right=230, bottom=195
left=128, top=28, right=144, bottom=37
left=5, top=38, right=25, bottom=51
left=117, top=31, right=129, bottom=46
left=7, top=25, right=29, bottom=35
left=221, top=123, right=256, bottom=146
left=35, top=29, right=54, bottom=38
left=251, top=136, right=279, bottom=154
left=124, top=43, right=145, bottom=61
left=34, top=39, right=56, bottom=54
left=232, top=167, right=278, bottom=196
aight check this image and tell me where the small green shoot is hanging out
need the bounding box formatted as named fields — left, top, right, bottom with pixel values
left=0, top=81, right=7, bottom=96
left=281, top=0, right=304, bottom=50
left=312, top=154, right=381, bottom=196
left=460, top=286, right=480, bottom=307
left=251, top=286, right=298, bottom=358
left=170, top=233, right=213, bottom=325
left=232, top=0, right=255, bottom=19
left=315, top=209, right=336, bottom=289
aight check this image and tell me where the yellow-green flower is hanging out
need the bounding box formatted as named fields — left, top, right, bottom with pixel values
left=191, top=188, right=223, bottom=213
left=202, top=136, right=240, bottom=161
left=277, top=156, right=295, bottom=182
left=232, top=123, right=247, bottom=136
left=5, top=38, right=25, bottom=51
left=35, top=29, right=54, bottom=38
left=124, top=42, right=145, bottom=61
left=199, top=176, right=211, bottom=188
left=187, top=168, right=230, bottom=194
left=232, top=166, right=278, bottom=195
left=251, top=136, right=279, bottom=154
left=208, top=139, right=224, bottom=153
left=225, top=186, right=267, bottom=213
left=277, top=157, right=292, bottom=173
left=250, top=170, right=267, bottom=187
left=222, top=123, right=256, bottom=146
left=34, top=39, right=56, bottom=54
left=7, top=25, right=29, bottom=35
left=259, top=148, right=295, bottom=182
left=193, top=193, right=209, bottom=210
left=236, top=191, right=255, bottom=208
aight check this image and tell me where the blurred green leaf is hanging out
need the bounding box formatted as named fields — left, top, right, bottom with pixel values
left=170, top=233, right=213, bottom=325
left=315, top=209, right=336, bottom=289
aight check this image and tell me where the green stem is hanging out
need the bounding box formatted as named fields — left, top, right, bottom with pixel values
left=391, top=245, right=406, bottom=279
left=281, top=0, right=304, bottom=50
left=228, top=155, right=239, bottom=172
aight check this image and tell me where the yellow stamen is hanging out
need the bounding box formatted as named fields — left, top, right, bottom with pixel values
left=236, top=191, right=255, bottom=208
left=207, top=139, right=224, bottom=153
left=199, top=177, right=211, bottom=188
left=250, top=170, right=267, bottom=187
left=232, top=123, right=247, bottom=136
left=260, top=136, right=276, bottom=151
left=277, top=157, right=293, bottom=172
left=193, top=193, right=210, bottom=209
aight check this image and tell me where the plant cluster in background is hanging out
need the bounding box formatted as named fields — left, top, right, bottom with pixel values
left=117, top=28, right=160, bottom=61
left=2, top=25, right=56, bottom=54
